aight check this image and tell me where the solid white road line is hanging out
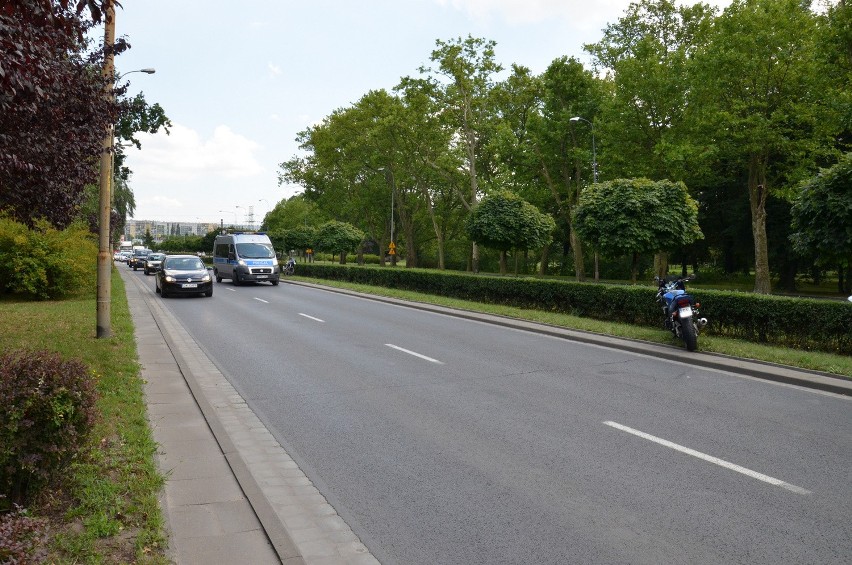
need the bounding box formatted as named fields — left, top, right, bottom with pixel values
left=226, top=287, right=236, bottom=292
left=254, top=297, right=269, bottom=304
left=299, top=313, right=325, bottom=323
left=385, top=344, right=444, bottom=364
left=604, top=421, right=811, bottom=495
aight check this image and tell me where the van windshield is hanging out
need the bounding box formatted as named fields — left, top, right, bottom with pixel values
left=235, top=243, right=275, bottom=259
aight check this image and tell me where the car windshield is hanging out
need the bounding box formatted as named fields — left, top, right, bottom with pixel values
left=165, top=258, right=205, bottom=271
left=235, top=243, right=274, bottom=259
left=148, top=254, right=165, bottom=261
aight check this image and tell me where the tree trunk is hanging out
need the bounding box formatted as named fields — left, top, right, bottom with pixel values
left=654, top=252, right=668, bottom=279
left=570, top=227, right=586, bottom=282
left=539, top=246, right=549, bottom=276
left=499, top=250, right=507, bottom=274
left=420, top=182, right=445, bottom=270
left=472, top=242, right=480, bottom=273
left=630, top=251, right=639, bottom=283
left=748, top=154, right=771, bottom=294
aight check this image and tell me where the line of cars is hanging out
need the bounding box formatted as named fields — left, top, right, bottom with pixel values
left=114, top=248, right=213, bottom=298
left=112, top=232, right=283, bottom=299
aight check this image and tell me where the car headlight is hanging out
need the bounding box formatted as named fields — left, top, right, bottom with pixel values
left=165, top=275, right=175, bottom=282
left=272, top=258, right=279, bottom=266
left=202, top=274, right=211, bottom=282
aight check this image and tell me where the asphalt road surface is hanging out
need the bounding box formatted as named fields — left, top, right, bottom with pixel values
left=131, top=268, right=852, bottom=565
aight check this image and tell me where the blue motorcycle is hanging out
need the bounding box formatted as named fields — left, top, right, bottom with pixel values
left=654, top=275, right=708, bottom=351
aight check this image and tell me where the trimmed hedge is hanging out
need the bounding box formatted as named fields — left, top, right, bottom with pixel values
left=296, top=264, right=852, bottom=354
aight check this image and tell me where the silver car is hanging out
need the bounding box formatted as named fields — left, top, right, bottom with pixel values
left=143, top=253, right=166, bottom=275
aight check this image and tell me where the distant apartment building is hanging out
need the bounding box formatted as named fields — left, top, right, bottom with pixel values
left=124, top=220, right=222, bottom=243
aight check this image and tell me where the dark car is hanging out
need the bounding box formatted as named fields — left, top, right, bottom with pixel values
left=155, top=255, right=213, bottom=298
left=128, top=248, right=152, bottom=270
left=143, top=253, right=165, bottom=275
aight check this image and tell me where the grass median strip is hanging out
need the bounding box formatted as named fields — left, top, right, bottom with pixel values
left=289, top=276, right=852, bottom=379
left=0, top=269, right=167, bottom=563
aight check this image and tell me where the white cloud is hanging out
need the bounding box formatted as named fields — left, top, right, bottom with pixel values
left=130, top=123, right=264, bottom=182
left=268, top=62, right=282, bottom=76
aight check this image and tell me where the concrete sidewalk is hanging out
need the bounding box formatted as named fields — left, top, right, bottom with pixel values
left=121, top=268, right=379, bottom=565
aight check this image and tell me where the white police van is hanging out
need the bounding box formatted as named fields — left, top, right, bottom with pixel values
left=212, top=232, right=280, bottom=286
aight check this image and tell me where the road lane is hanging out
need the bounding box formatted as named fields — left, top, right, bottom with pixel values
left=133, top=270, right=852, bottom=564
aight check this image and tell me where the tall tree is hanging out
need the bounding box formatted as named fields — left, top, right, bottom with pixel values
left=585, top=0, right=716, bottom=181
left=527, top=56, right=604, bottom=280
left=688, top=0, right=834, bottom=293
left=417, top=35, right=503, bottom=272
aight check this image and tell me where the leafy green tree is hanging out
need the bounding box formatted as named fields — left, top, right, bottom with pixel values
left=790, top=153, right=852, bottom=293
left=688, top=0, right=833, bottom=293
left=586, top=0, right=715, bottom=181
left=264, top=194, right=325, bottom=232
left=392, top=79, right=465, bottom=270
left=466, top=191, right=555, bottom=274
left=315, top=221, right=365, bottom=264
left=142, top=227, right=155, bottom=249
left=573, top=178, right=702, bottom=282
left=526, top=56, right=605, bottom=279
left=417, top=35, right=504, bottom=272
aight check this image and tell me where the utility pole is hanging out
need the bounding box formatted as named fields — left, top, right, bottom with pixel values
left=96, top=2, right=116, bottom=338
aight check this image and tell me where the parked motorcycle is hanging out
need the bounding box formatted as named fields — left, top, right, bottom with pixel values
left=654, top=275, right=708, bottom=352
left=282, top=257, right=296, bottom=276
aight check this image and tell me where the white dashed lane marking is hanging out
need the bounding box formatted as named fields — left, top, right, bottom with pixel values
left=604, top=421, right=811, bottom=495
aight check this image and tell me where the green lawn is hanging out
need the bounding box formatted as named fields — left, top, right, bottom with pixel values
left=0, top=271, right=168, bottom=564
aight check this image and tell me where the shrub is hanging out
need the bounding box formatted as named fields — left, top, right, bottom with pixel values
left=0, top=350, right=98, bottom=506
left=297, top=264, right=852, bottom=354
left=0, top=505, right=47, bottom=564
left=0, top=217, right=98, bottom=299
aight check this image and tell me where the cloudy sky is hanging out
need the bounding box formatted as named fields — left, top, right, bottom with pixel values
left=115, top=0, right=726, bottom=225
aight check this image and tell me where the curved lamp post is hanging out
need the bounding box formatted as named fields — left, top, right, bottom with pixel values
left=569, top=116, right=597, bottom=183
left=377, top=167, right=396, bottom=266
left=218, top=209, right=238, bottom=228
left=570, top=116, right=600, bottom=281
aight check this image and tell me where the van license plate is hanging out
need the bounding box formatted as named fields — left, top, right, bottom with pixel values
left=182, top=283, right=198, bottom=288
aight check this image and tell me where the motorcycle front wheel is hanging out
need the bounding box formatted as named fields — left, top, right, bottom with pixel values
left=681, top=319, right=698, bottom=352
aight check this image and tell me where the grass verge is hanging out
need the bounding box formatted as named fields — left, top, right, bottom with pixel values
left=290, top=276, right=852, bottom=379
left=0, top=269, right=167, bottom=563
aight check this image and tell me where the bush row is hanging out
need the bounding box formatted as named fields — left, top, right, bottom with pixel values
left=296, top=264, right=852, bottom=354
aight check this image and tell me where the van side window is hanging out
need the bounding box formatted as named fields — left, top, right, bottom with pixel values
left=214, top=244, right=229, bottom=258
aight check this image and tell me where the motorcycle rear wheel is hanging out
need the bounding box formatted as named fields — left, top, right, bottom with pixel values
left=681, top=319, right=698, bottom=352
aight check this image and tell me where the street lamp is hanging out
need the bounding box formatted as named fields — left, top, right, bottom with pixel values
left=570, top=116, right=600, bottom=281
left=569, top=116, right=597, bottom=183
left=218, top=209, right=238, bottom=227
left=377, top=167, right=396, bottom=265
left=258, top=199, right=271, bottom=230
